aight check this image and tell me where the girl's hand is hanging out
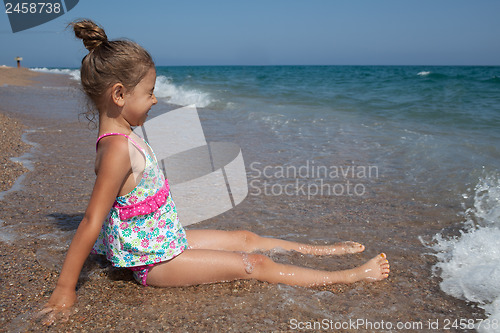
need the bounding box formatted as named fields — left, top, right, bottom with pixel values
left=36, top=287, right=77, bottom=326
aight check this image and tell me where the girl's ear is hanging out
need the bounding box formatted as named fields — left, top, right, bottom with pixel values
left=111, top=83, right=126, bottom=107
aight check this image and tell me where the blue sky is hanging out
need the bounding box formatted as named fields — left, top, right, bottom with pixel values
left=1, top=0, right=499, bottom=67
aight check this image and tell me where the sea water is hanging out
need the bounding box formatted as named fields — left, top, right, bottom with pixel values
left=31, top=65, right=500, bottom=327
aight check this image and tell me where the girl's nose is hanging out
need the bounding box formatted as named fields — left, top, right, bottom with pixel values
left=152, top=93, right=158, bottom=105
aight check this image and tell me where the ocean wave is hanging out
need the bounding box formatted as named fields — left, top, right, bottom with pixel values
left=427, top=172, right=500, bottom=331
left=416, top=71, right=452, bottom=80
left=416, top=71, right=475, bottom=81
left=31, top=67, right=80, bottom=81
left=154, top=75, right=213, bottom=108
left=30, top=69, right=215, bottom=108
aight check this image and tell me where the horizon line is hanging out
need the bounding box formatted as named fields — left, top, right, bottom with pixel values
left=19, top=63, right=500, bottom=69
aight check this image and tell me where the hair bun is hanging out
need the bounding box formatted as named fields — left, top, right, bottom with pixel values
left=71, top=19, right=108, bottom=52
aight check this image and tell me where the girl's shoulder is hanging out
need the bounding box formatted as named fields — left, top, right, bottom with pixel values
left=95, top=135, right=132, bottom=175
left=97, top=132, right=131, bottom=149
left=97, top=132, right=147, bottom=154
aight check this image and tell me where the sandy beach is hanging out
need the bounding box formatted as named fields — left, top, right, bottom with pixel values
left=0, top=112, right=29, bottom=193
left=0, top=69, right=484, bottom=332
left=0, top=67, right=42, bottom=87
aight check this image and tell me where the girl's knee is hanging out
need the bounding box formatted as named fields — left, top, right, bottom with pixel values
left=242, top=253, right=271, bottom=275
left=234, top=230, right=259, bottom=247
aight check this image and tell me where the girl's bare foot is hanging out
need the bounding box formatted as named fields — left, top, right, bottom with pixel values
left=347, top=253, right=390, bottom=283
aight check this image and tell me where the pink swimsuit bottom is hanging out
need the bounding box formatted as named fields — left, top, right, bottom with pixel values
left=128, top=264, right=157, bottom=286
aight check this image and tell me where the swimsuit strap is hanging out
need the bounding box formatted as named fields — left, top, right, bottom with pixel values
left=96, top=132, right=145, bottom=153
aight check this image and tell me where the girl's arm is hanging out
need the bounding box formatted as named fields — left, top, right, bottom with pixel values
left=38, top=138, right=132, bottom=325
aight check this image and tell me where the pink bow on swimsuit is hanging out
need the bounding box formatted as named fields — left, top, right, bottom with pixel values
left=115, top=181, right=170, bottom=220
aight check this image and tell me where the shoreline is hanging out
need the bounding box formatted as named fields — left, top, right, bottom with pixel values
left=0, top=112, right=30, bottom=193
left=0, top=68, right=484, bottom=331
left=0, top=67, right=67, bottom=195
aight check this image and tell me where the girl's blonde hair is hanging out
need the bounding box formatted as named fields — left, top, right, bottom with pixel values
left=70, top=19, right=155, bottom=122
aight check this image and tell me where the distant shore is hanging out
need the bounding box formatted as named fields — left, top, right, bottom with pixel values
left=0, top=66, right=43, bottom=86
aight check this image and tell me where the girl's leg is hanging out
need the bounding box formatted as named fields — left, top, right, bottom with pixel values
left=186, top=229, right=365, bottom=256
left=146, top=249, right=389, bottom=287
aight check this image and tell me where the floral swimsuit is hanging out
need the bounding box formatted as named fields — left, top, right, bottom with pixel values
left=91, top=133, right=189, bottom=286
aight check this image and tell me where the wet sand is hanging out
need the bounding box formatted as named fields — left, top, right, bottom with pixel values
left=0, top=112, right=29, bottom=193
left=0, top=70, right=483, bottom=332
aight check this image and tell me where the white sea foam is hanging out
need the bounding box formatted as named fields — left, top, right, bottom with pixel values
left=417, top=71, right=431, bottom=76
left=31, top=67, right=80, bottom=81
left=154, top=75, right=213, bottom=108
left=428, top=172, right=500, bottom=331
left=0, top=130, right=38, bottom=202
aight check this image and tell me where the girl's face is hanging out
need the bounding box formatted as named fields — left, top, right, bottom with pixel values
left=122, top=67, right=158, bottom=126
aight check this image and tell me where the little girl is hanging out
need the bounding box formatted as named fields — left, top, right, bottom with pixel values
left=39, top=19, right=389, bottom=325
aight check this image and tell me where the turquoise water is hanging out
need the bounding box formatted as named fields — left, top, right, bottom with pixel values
left=156, top=65, right=500, bottom=127
left=154, top=65, right=500, bottom=197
